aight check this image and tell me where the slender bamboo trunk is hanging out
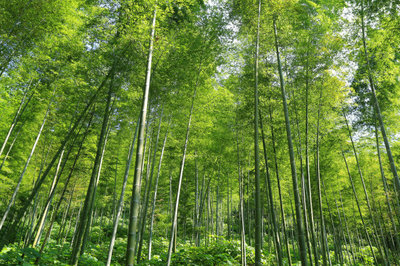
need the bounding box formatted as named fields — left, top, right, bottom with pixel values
left=32, top=149, right=65, bottom=247
left=343, top=113, right=385, bottom=260
left=235, top=123, right=247, bottom=265
left=166, top=89, right=196, bottom=264
left=339, top=190, right=357, bottom=265
left=58, top=182, right=76, bottom=243
left=374, top=115, right=400, bottom=251
left=269, top=108, right=292, bottom=266
left=106, top=116, right=140, bottom=266
left=342, top=152, right=378, bottom=264
left=288, top=199, right=296, bottom=259
left=0, top=120, right=24, bottom=171
left=169, top=172, right=173, bottom=223
left=321, top=179, right=338, bottom=265
left=29, top=136, right=75, bottom=246
left=24, top=149, right=51, bottom=246
left=37, top=114, right=93, bottom=261
left=148, top=122, right=169, bottom=260
left=24, top=193, right=40, bottom=248
left=137, top=108, right=163, bottom=263
left=112, top=158, right=118, bottom=222
left=206, top=185, right=210, bottom=245
left=227, top=171, right=231, bottom=240
left=295, top=106, right=313, bottom=265
left=197, top=173, right=211, bottom=244
left=36, top=183, right=76, bottom=264
left=360, top=0, right=400, bottom=200
left=194, top=153, right=199, bottom=245
left=246, top=170, right=251, bottom=247
left=373, top=192, right=391, bottom=263
left=316, top=88, right=329, bottom=266
left=240, top=172, right=247, bottom=264
left=253, top=1, right=262, bottom=264
left=62, top=206, right=75, bottom=245
left=81, top=120, right=112, bottom=252
left=0, top=97, right=52, bottom=232
left=260, top=114, right=282, bottom=265
left=273, top=17, right=308, bottom=265
left=302, top=49, right=318, bottom=266
left=166, top=60, right=202, bottom=265
left=126, top=6, right=157, bottom=265
left=216, top=175, right=220, bottom=237
left=289, top=84, right=313, bottom=265
left=70, top=201, right=83, bottom=247
left=70, top=70, right=115, bottom=265
left=210, top=188, right=214, bottom=238
left=57, top=199, right=69, bottom=241
left=197, top=172, right=206, bottom=245
left=334, top=192, right=354, bottom=264
left=0, top=86, right=33, bottom=159
left=136, top=131, right=152, bottom=255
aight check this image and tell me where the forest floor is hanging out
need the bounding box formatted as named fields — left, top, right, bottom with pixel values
left=0, top=225, right=378, bottom=266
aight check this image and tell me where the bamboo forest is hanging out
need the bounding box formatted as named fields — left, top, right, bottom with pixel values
left=1, top=0, right=400, bottom=265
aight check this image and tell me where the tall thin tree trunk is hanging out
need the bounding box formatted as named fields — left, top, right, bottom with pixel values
left=166, top=85, right=197, bottom=266
left=374, top=114, right=400, bottom=251
left=334, top=191, right=355, bottom=265
left=0, top=97, right=51, bottom=232
left=237, top=129, right=247, bottom=266
left=106, top=116, right=140, bottom=266
left=112, top=157, right=118, bottom=222
left=303, top=53, right=318, bottom=266
left=342, top=152, right=378, bottom=264
left=360, top=0, right=400, bottom=199
left=343, top=113, right=384, bottom=260
left=321, top=179, right=338, bottom=266
left=246, top=170, right=251, bottom=247
left=36, top=183, right=76, bottom=263
left=197, top=172, right=206, bottom=245
left=0, top=87, right=33, bottom=159
left=137, top=107, right=163, bottom=263
left=315, top=89, right=329, bottom=266
left=238, top=172, right=247, bottom=266
left=37, top=114, right=93, bottom=262
left=260, top=114, right=282, bottom=265
left=253, top=1, right=262, bottom=264
left=70, top=201, right=83, bottom=248
left=289, top=78, right=313, bottom=265
left=273, top=17, right=308, bottom=266
left=81, top=118, right=113, bottom=253
left=169, top=172, right=173, bottom=223
left=269, top=108, right=292, bottom=266
left=70, top=70, right=115, bottom=265
left=24, top=193, right=40, bottom=248
left=148, top=122, right=169, bottom=260
left=0, top=120, right=24, bottom=171
left=126, top=6, right=157, bottom=265
left=58, top=183, right=76, bottom=244
left=136, top=131, right=152, bottom=256
left=32, top=149, right=65, bottom=247
left=227, top=171, right=231, bottom=240
left=194, top=153, right=199, bottom=245
left=216, top=174, right=220, bottom=237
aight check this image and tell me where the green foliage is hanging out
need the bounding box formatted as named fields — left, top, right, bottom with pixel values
left=135, top=237, right=260, bottom=265
left=0, top=0, right=399, bottom=265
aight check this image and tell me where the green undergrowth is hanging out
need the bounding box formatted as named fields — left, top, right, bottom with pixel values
left=0, top=234, right=380, bottom=265
left=0, top=236, right=268, bottom=265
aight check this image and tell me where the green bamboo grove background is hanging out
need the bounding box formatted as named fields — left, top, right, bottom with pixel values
left=0, top=0, right=400, bottom=265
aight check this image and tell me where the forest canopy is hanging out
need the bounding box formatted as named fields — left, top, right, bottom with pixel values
left=0, top=0, right=399, bottom=265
